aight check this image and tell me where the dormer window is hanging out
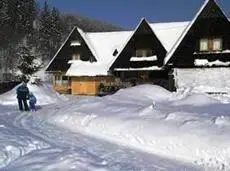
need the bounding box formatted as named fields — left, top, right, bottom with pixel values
left=136, top=49, right=153, bottom=57
left=70, top=40, right=81, bottom=46
left=213, top=38, right=222, bottom=51
left=200, top=39, right=208, bottom=51
left=199, top=38, right=222, bottom=52
left=72, top=53, right=80, bottom=60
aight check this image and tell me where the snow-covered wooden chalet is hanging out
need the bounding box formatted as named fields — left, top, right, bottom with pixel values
left=46, top=0, right=230, bottom=95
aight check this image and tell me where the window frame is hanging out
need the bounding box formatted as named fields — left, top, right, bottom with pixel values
left=212, top=38, right=223, bottom=51
left=199, top=38, right=209, bottom=52
left=199, top=37, right=223, bottom=52
left=135, top=48, right=153, bottom=57
left=72, top=53, right=81, bottom=60
left=55, top=75, right=70, bottom=86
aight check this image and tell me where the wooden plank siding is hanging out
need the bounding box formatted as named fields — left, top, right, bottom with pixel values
left=71, top=76, right=116, bottom=95
left=110, top=19, right=166, bottom=70
left=46, top=27, right=97, bottom=73
left=52, top=75, right=71, bottom=94
left=168, top=0, right=230, bottom=67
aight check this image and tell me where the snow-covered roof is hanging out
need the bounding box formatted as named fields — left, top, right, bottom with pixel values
left=58, top=0, right=230, bottom=77
left=66, top=19, right=190, bottom=76
left=77, top=28, right=99, bottom=61
left=150, top=21, right=189, bottom=52
left=47, top=0, right=230, bottom=77
left=66, top=30, right=132, bottom=76
left=86, top=31, right=132, bottom=70
left=66, top=60, right=108, bottom=76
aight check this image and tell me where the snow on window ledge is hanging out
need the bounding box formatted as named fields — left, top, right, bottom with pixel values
left=194, top=59, right=230, bottom=66
left=193, top=49, right=230, bottom=55
left=70, top=40, right=81, bottom=46
left=68, top=60, right=95, bottom=64
left=130, top=55, right=157, bottom=62
left=114, top=66, right=162, bottom=71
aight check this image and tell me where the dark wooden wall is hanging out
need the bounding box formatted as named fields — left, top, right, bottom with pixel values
left=47, top=28, right=96, bottom=72
left=110, top=20, right=166, bottom=69
left=169, top=0, right=230, bottom=67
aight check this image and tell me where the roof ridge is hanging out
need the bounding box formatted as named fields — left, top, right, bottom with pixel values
left=77, top=27, right=100, bottom=62
left=163, top=0, right=229, bottom=65
left=107, top=18, right=146, bottom=70
left=45, top=26, right=77, bottom=71
left=163, top=0, right=211, bottom=65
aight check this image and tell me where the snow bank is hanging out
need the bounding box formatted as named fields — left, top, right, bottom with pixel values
left=174, top=68, right=230, bottom=93
left=115, top=84, right=172, bottom=101
left=46, top=84, right=230, bottom=170
left=172, top=93, right=219, bottom=106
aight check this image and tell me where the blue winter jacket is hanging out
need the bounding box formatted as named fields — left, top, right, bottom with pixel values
left=29, top=94, right=37, bottom=104
left=16, top=85, right=29, bottom=99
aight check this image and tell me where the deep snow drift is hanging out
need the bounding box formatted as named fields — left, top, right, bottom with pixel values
left=1, top=83, right=230, bottom=170
left=46, top=85, right=230, bottom=170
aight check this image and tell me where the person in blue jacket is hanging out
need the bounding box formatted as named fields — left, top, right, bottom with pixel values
left=16, top=81, right=29, bottom=111
left=28, top=92, right=37, bottom=112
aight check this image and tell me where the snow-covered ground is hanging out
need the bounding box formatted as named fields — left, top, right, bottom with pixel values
left=1, top=82, right=230, bottom=170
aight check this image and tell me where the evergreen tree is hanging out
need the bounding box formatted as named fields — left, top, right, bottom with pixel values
left=0, top=0, right=121, bottom=82
left=0, top=0, right=11, bottom=47
left=38, top=1, right=65, bottom=61
left=38, top=1, right=52, bottom=61
left=16, top=45, right=42, bottom=78
left=0, top=0, right=38, bottom=78
left=50, top=7, right=64, bottom=53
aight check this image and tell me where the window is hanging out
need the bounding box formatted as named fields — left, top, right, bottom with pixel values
left=55, top=75, right=62, bottom=85
left=200, top=39, right=208, bottom=51
left=199, top=38, right=223, bottom=52
left=136, top=49, right=153, bottom=57
left=55, top=75, right=70, bottom=86
left=213, top=38, right=222, bottom=51
left=62, top=76, right=69, bottom=86
left=72, top=53, right=80, bottom=60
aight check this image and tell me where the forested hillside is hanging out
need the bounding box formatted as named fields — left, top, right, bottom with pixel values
left=0, top=0, right=122, bottom=81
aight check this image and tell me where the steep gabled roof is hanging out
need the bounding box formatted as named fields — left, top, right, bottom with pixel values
left=109, top=18, right=167, bottom=69
left=46, top=27, right=99, bottom=72
left=164, top=0, right=230, bottom=65
left=45, top=26, right=76, bottom=72
left=107, top=18, right=147, bottom=70
left=86, top=30, right=132, bottom=71
left=66, top=31, right=131, bottom=76
left=47, top=0, right=230, bottom=76
left=150, top=21, right=189, bottom=52
left=77, top=28, right=99, bottom=61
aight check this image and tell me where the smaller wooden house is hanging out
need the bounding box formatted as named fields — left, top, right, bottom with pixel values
left=46, top=0, right=230, bottom=95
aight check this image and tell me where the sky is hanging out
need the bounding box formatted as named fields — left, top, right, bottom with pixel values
left=38, top=0, right=230, bottom=29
